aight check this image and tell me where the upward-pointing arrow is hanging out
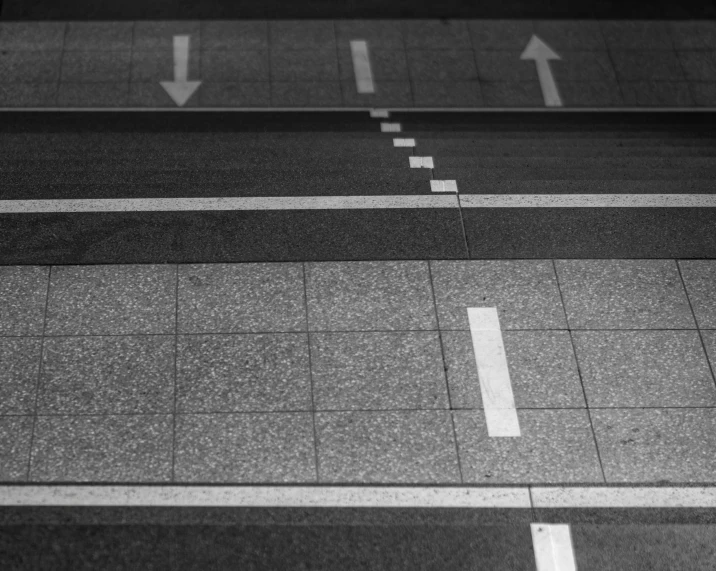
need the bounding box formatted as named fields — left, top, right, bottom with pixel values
left=160, top=35, right=201, bottom=107
left=520, top=35, right=562, bottom=107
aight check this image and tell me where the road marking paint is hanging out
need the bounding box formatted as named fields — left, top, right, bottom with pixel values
left=370, top=109, right=390, bottom=118
left=350, top=40, right=375, bottom=94
left=430, top=180, right=458, bottom=193
left=380, top=122, right=401, bottom=132
left=531, top=524, right=577, bottom=571
left=159, top=35, right=201, bottom=107
left=393, top=138, right=415, bottom=147
left=3, top=107, right=716, bottom=112
left=459, top=194, right=716, bottom=208
left=532, top=486, right=716, bottom=508
left=409, top=156, right=434, bottom=168
left=467, top=307, right=520, bottom=437
left=521, top=35, right=562, bottom=107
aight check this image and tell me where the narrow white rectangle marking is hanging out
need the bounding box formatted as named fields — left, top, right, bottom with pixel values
left=467, top=307, right=520, bottom=437
left=369, top=109, right=390, bottom=118
left=380, top=122, right=401, bottom=132
left=350, top=40, right=374, bottom=94
left=459, top=194, right=716, bottom=208
left=0, top=486, right=530, bottom=508
left=531, top=524, right=577, bottom=571
left=393, top=138, right=415, bottom=147
left=409, top=156, right=434, bottom=168
left=173, top=35, right=190, bottom=82
left=532, top=486, right=716, bottom=508
left=430, top=180, right=458, bottom=193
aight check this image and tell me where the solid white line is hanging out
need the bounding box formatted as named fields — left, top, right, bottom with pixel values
left=532, top=486, right=716, bottom=508
left=531, top=524, right=577, bottom=571
left=431, top=180, right=458, bottom=193
left=350, top=40, right=375, bottom=94
left=467, top=307, right=521, bottom=437
left=2, top=107, right=715, bottom=112
left=0, top=195, right=458, bottom=213
left=459, top=194, right=716, bottom=208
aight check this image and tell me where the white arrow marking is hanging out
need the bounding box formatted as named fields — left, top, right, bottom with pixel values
left=160, top=35, right=201, bottom=107
left=520, top=35, right=562, bottom=107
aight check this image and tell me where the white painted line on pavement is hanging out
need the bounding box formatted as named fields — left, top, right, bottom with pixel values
left=532, top=486, right=716, bottom=508
left=409, top=156, right=434, bottom=168
left=459, top=194, right=716, bottom=208
left=431, top=180, right=458, bottom=193
left=370, top=109, right=390, bottom=118
left=350, top=40, right=375, bottom=94
left=467, top=307, right=521, bottom=437
left=380, top=122, right=401, bottom=132
left=3, top=107, right=716, bottom=112
left=393, top=138, right=415, bottom=147
left=531, top=524, right=577, bottom=571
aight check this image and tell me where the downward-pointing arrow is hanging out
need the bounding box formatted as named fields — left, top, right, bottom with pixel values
left=160, top=35, right=201, bottom=107
left=520, top=35, right=562, bottom=107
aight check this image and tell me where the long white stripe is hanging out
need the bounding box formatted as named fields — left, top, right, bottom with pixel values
left=532, top=486, right=716, bottom=508
left=467, top=308, right=520, bottom=437
left=350, top=40, right=374, bottom=94
left=459, top=194, right=716, bottom=208
left=531, top=524, right=577, bottom=571
left=2, top=107, right=715, bottom=112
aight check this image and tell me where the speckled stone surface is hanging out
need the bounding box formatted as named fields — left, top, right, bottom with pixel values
left=45, top=265, right=176, bottom=335
left=305, top=261, right=437, bottom=331
left=30, top=414, right=173, bottom=482
left=310, top=331, right=449, bottom=411
left=702, top=330, right=716, bottom=375
left=0, top=337, right=41, bottom=414
left=441, top=330, right=585, bottom=409
left=453, top=409, right=604, bottom=484
left=430, top=260, right=567, bottom=330
left=591, top=408, right=716, bottom=483
left=177, top=263, right=306, bottom=333
left=174, top=412, right=316, bottom=482
left=555, top=260, right=696, bottom=329
left=573, top=330, right=716, bottom=407
left=0, top=415, right=32, bottom=481
left=679, top=260, right=716, bottom=328
left=0, top=266, right=49, bottom=336
left=315, top=410, right=460, bottom=483
left=176, top=334, right=311, bottom=413
left=38, top=335, right=175, bottom=414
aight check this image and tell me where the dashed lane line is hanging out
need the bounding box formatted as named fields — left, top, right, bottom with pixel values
left=531, top=524, right=577, bottom=571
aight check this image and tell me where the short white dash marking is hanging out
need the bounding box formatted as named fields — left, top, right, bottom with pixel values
left=350, top=40, right=375, bottom=94
left=380, top=122, right=401, bottom=132
left=393, top=138, right=415, bottom=147
left=430, top=180, right=458, bottom=193
left=409, top=156, right=434, bottom=168
left=370, top=109, right=390, bottom=118
left=531, top=524, right=577, bottom=571
left=467, top=307, right=520, bottom=437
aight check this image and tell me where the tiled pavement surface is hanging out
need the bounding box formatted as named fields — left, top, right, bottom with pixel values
left=1, top=259, right=715, bottom=484
left=0, top=19, right=715, bottom=107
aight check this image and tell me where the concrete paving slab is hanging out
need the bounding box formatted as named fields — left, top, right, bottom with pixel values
left=0, top=22, right=66, bottom=51
left=174, top=412, right=316, bottom=482
left=441, top=330, right=585, bottom=409
left=591, top=408, right=716, bottom=483
left=45, top=265, right=176, bottom=336
left=554, top=260, right=696, bottom=329
left=0, top=416, right=32, bottom=481
left=402, top=20, right=472, bottom=50
left=201, top=50, right=269, bottom=82
left=611, top=50, right=685, bottom=81
left=176, top=333, right=311, bottom=412
left=620, top=80, right=694, bottom=106
left=38, top=335, right=175, bottom=414
left=679, top=260, right=716, bottom=328
left=132, top=21, right=201, bottom=51
left=198, top=81, right=271, bottom=106
left=480, top=80, right=544, bottom=106
left=334, top=20, right=405, bottom=50
left=270, top=82, right=342, bottom=106
left=340, top=79, right=413, bottom=106
left=0, top=51, right=61, bottom=83
left=201, top=20, right=268, bottom=51
left=551, top=51, right=617, bottom=82
left=573, top=331, right=716, bottom=407
left=29, top=414, right=173, bottom=482
left=0, top=266, right=48, bottom=336
left=533, top=20, right=607, bottom=51
left=412, top=81, right=483, bottom=106
left=315, top=410, right=460, bottom=483
left=305, top=261, right=437, bottom=331
left=475, top=50, right=535, bottom=82
left=685, top=81, right=716, bottom=106
left=269, top=21, right=336, bottom=51
left=60, top=51, right=131, bottom=83
left=453, top=409, right=604, bottom=483
left=406, top=49, right=478, bottom=81
left=130, top=50, right=201, bottom=82
left=600, top=20, right=675, bottom=50
left=310, top=331, right=449, bottom=410
left=270, top=49, right=338, bottom=82
left=337, top=47, right=409, bottom=81
left=669, top=21, right=716, bottom=50
left=677, top=50, right=716, bottom=81
left=0, top=83, right=57, bottom=106
left=57, top=83, right=130, bottom=107
left=64, top=21, right=133, bottom=51
left=0, top=337, right=40, bottom=415
left=467, top=19, right=534, bottom=50
left=430, top=260, right=566, bottom=330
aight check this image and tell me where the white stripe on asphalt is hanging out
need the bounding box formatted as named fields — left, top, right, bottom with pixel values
left=393, top=138, right=415, bottom=147
left=350, top=40, right=375, bottom=94
left=369, top=109, right=390, bottom=118
left=431, top=180, right=458, bottom=193
left=531, top=524, right=577, bottom=571
left=409, top=156, right=434, bottom=168
left=2, top=107, right=715, bottom=112
left=467, top=307, right=521, bottom=437
left=459, top=194, right=716, bottom=208
left=532, top=486, right=716, bottom=508
left=380, top=122, right=401, bottom=132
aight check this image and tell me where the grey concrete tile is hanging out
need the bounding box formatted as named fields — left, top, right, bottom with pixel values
left=0, top=82, right=57, bottom=106
left=689, top=81, right=716, bottom=105
left=30, top=414, right=173, bottom=482
left=174, top=412, right=316, bottom=482
left=271, top=82, right=342, bottom=106
left=454, top=409, right=603, bottom=483
left=678, top=50, right=716, bottom=81
left=431, top=260, right=566, bottom=330
left=65, top=21, right=133, bottom=51
left=551, top=51, right=617, bottom=82
left=480, top=80, right=544, bottom=106
left=591, top=408, right=716, bottom=483
left=269, top=21, right=336, bottom=50
left=270, top=49, right=338, bottom=82
left=402, top=20, right=472, bottom=50
left=201, top=20, right=268, bottom=51
left=129, top=81, right=202, bottom=107
left=670, top=21, right=716, bottom=50
left=0, top=22, right=66, bottom=50
left=0, top=416, right=32, bottom=481
left=316, top=410, right=460, bottom=483
left=60, top=51, right=131, bottom=83
left=533, top=20, right=607, bottom=51
left=335, top=20, right=404, bottom=49
left=38, top=335, right=175, bottom=414
left=340, top=79, right=413, bottom=107
left=178, top=263, right=305, bottom=334
left=201, top=50, right=268, bottom=82
left=600, top=20, right=674, bottom=50
left=45, top=265, right=176, bottom=336
left=305, top=261, right=437, bottom=331
left=703, top=330, right=716, bottom=374
left=133, top=21, right=201, bottom=51
left=611, top=50, right=685, bottom=81
left=558, top=80, right=623, bottom=106
left=176, top=333, right=311, bottom=413
left=442, top=330, right=585, bottom=409
left=337, top=46, right=408, bottom=81
left=679, top=260, right=716, bottom=328
left=0, top=337, right=41, bottom=415
left=0, top=51, right=61, bottom=82
left=555, top=260, right=696, bottom=329
left=199, top=82, right=270, bottom=107
left=475, top=50, right=536, bottom=82
left=412, top=81, right=482, bottom=106
left=57, top=82, right=130, bottom=107
left=131, top=50, right=201, bottom=82
left=468, top=19, right=534, bottom=50
left=311, top=332, right=448, bottom=410
left=406, top=49, right=478, bottom=81
left=619, top=80, right=694, bottom=106
left=573, top=331, right=716, bottom=407
left=0, top=266, right=49, bottom=336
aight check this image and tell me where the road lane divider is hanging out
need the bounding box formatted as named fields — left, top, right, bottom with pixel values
left=431, top=180, right=458, bottom=193
left=531, top=524, right=577, bottom=571
left=458, top=194, right=716, bottom=208
left=350, top=40, right=375, bottom=94
left=532, top=486, right=716, bottom=508
left=393, top=138, right=415, bottom=147
left=370, top=109, right=390, bottom=118
left=380, top=122, right=401, bottom=132
left=409, top=157, right=434, bottom=168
